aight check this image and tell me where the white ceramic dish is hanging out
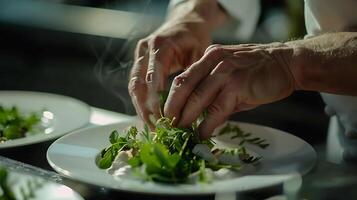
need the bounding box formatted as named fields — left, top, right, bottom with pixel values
left=47, top=120, right=316, bottom=195
left=0, top=91, right=90, bottom=148
left=0, top=168, right=84, bottom=200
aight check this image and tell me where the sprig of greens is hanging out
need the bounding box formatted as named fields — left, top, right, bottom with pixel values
left=99, top=118, right=205, bottom=183
left=98, top=91, right=269, bottom=183
left=0, top=106, right=40, bottom=143
left=98, top=117, right=268, bottom=183
left=218, top=123, right=269, bottom=149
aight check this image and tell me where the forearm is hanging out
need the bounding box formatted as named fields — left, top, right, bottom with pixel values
left=287, top=32, right=357, bottom=95
left=167, top=0, right=229, bottom=31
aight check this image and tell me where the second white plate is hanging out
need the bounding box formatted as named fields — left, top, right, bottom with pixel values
left=0, top=91, right=91, bottom=148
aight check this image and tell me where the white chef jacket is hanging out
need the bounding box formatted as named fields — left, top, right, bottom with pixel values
left=168, top=0, right=260, bottom=41
left=305, top=0, right=357, bottom=163
left=169, top=0, right=357, bottom=163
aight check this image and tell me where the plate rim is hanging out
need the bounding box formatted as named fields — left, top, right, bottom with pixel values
left=0, top=90, right=91, bottom=148
left=47, top=120, right=317, bottom=195
left=1, top=167, right=85, bottom=200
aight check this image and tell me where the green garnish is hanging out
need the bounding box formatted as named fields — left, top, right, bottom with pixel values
left=98, top=117, right=269, bottom=183
left=219, top=123, right=269, bottom=149
left=98, top=91, right=269, bottom=183
left=0, top=167, right=45, bottom=200
left=0, top=167, right=16, bottom=200
left=0, top=106, right=40, bottom=143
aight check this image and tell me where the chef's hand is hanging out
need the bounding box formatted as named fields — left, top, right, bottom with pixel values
left=164, top=43, right=299, bottom=139
left=128, top=0, right=228, bottom=127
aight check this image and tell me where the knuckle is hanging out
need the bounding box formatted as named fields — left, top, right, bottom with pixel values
left=129, top=65, right=141, bottom=79
left=205, top=44, right=223, bottom=55
left=207, top=102, right=225, bottom=116
left=136, top=39, right=148, bottom=50
left=128, top=78, right=144, bottom=96
left=220, top=59, right=233, bottom=69
left=149, top=36, right=166, bottom=48
left=171, top=31, right=186, bottom=41
left=137, top=39, right=146, bottom=46
left=212, top=59, right=234, bottom=74
left=173, top=73, right=189, bottom=88
left=135, top=39, right=148, bottom=56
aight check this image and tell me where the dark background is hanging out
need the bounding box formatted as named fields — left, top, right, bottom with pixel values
left=0, top=0, right=329, bottom=146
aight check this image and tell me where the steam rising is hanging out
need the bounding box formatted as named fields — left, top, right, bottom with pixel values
left=92, top=0, right=159, bottom=114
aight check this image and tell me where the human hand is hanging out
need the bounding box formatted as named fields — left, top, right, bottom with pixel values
left=128, top=0, right=227, bottom=127
left=164, top=43, right=298, bottom=138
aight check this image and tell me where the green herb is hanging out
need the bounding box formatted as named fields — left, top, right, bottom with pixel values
left=0, top=167, right=16, bottom=200
left=0, top=167, right=45, bottom=200
left=219, top=123, right=269, bottom=149
left=98, top=117, right=268, bottom=183
left=98, top=92, right=269, bottom=183
left=0, top=106, right=40, bottom=142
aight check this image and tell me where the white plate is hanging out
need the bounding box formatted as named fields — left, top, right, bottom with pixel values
left=0, top=168, right=84, bottom=200
left=0, top=91, right=90, bottom=148
left=47, top=120, right=316, bottom=195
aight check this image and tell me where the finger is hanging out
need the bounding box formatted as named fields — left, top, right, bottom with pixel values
left=146, top=38, right=175, bottom=119
left=130, top=40, right=149, bottom=86
left=129, top=75, right=154, bottom=128
left=204, top=44, right=254, bottom=54
left=199, top=87, right=236, bottom=139
left=178, top=58, right=237, bottom=127
left=129, top=40, right=152, bottom=124
left=205, top=44, right=258, bottom=54
left=132, top=92, right=154, bottom=129
left=164, top=45, right=231, bottom=122
left=177, top=75, right=225, bottom=127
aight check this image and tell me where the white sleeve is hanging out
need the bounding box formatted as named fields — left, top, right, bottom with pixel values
left=168, top=0, right=261, bottom=41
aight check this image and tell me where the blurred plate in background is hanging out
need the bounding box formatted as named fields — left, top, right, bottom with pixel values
left=0, top=91, right=90, bottom=149
left=0, top=166, right=84, bottom=200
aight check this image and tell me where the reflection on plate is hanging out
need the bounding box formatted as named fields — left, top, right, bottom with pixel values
left=47, top=120, right=317, bottom=195
left=0, top=91, right=90, bottom=148
left=0, top=166, right=84, bottom=200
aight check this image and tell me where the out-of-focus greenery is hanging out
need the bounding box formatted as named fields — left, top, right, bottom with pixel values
left=0, top=106, right=40, bottom=142
left=0, top=167, right=16, bottom=200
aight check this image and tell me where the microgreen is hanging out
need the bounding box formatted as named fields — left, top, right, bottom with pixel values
left=0, top=106, right=40, bottom=142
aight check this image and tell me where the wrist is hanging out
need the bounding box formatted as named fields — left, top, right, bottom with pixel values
left=168, top=0, right=228, bottom=31
left=285, top=41, right=320, bottom=92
